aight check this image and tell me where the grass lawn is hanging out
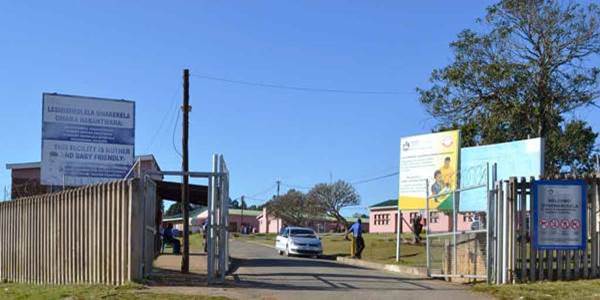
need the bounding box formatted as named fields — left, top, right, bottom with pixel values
left=233, top=232, right=432, bottom=267
left=162, top=232, right=205, bottom=253
left=472, top=279, right=600, bottom=299
left=0, top=283, right=229, bottom=300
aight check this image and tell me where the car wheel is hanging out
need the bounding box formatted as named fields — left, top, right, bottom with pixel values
left=285, top=245, right=291, bottom=257
left=277, top=249, right=283, bottom=256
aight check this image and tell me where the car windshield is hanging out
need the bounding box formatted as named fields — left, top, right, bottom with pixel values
left=289, top=229, right=316, bottom=238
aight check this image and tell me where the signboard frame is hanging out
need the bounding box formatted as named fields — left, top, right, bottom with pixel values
left=459, top=137, right=544, bottom=212
left=532, top=179, right=587, bottom=250
left=398, top=130, right=460, bottom=211
left=41, top=93, right=136, bottom=186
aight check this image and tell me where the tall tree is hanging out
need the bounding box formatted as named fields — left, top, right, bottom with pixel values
left=164, top=202, right=199, bottom=217
left=267, top=189, right=319, bottom=226
left=307, top=180, right=360, bottom=230
left=418, top=0, right=600, bottom=174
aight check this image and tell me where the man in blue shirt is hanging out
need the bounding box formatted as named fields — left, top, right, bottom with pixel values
left=163, top=223, right=181, bottom=254
left=347, top=219, right=365, bottom=259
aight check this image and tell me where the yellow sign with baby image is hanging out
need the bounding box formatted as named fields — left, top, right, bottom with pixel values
left=398, top=130, right=459, bottom=210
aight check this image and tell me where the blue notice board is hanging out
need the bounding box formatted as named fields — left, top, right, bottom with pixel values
left=459, top=138, right=543, bottom=212
left=532, top=180, right=587, bottom=250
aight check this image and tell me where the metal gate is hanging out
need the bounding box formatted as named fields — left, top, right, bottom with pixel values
left=206, top=154, right=230, bottom=284
left=425, top=163, right=491, bottom=281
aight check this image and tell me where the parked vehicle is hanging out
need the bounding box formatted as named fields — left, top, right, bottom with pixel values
left=275, top=227, right=322, bottom=258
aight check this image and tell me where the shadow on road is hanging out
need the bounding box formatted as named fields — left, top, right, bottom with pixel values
left=230, top=257, right=360, bottom=269
left=227, top=256, right=467, bottom=292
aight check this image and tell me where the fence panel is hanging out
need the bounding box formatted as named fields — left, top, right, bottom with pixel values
left=0, top=178, right=154, bottom=285
left=491, top=176, right=600, bottom=284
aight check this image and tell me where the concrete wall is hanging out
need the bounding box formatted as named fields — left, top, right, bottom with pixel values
left=0, top=179, right=154, bottom=285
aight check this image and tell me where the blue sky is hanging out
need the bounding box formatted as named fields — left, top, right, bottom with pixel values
left=1, top=1, right=598, bottom=215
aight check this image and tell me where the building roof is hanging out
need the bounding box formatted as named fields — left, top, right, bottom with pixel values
left=6, top=154, right=159, bottom=170
left=163, top=207, right=206, bottom=222
left=369, top=199, right=398, bottom=209
left=229, top=209, right=261, bottom=217
left=5, top=162, right=41, bottom=170
left=256, top=209, right=368, bottom=224
left=346, top=216, right=370, bottom=224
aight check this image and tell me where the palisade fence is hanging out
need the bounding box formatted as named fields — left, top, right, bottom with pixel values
left=0, top=178, right=156, bottom=285
left=489, top=175, right=600, bottom=284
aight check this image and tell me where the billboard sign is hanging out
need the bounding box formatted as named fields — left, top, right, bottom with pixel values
left=533, top=180, right=586, bottom=250
left=398, top=130, right=459, bottom=210
left=459, top=138, right=543, bottom=212
left=41, top=93, right=135, bottom=186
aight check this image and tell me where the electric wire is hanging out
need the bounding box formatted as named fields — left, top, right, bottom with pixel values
left=190, top=74, right=410, bottom=95
left=351, top=171, right=399, bottom=185
left=145, top=88, right=180, bottom=152
left=171, top=109, right=183, bottom=159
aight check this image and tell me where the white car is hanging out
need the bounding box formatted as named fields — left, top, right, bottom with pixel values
left=275, top=227, right=323, bottom=258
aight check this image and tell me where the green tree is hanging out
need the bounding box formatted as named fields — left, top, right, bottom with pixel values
left=418, top=0, right=600, bottom=174
left=267, top=189, right=320, bottom=226
left=307, top=180, right=360, bottom=230
left=165, top=202, right=183, bottom=216
left=164, top=202, right=199, bottom=217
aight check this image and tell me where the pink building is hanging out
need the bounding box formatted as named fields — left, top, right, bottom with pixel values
left=164, top=208, right=262, bottom=233
left=191, top=208, right=261, bottom=233
left=256, top=208, right=369, bottom=234
left=369, top=199, right=481, bottom=234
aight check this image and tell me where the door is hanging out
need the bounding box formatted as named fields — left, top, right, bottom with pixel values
left=276, top=228, right=288, bottom=250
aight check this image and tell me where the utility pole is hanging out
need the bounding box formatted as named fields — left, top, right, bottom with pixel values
left=241, top=195, right=245, bottom=233
left=596, top=153, right=599, bottom=174
left=276, top=180, right=281, bottom=198
left=181, top=69, right=191, bottom=273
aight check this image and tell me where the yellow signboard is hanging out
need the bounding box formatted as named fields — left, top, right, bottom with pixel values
left=398, top=130, right=459, bottom=210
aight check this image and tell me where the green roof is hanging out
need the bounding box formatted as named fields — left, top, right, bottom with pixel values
left=370, top=199, right=397, bottom=208
left=229, top=209, right=261, bottom=217
left=163, top=207, right=206, bottom=221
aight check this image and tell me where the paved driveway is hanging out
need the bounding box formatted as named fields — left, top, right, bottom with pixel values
left=227, top=239, right=490, bottom=300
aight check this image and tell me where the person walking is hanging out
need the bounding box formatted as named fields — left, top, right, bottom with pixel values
left=202, top=220, right=208, bottom=253
left=347, top=218, right=365, bottom=259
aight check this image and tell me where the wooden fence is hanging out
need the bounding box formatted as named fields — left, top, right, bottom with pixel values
left=490, top=176, right=600, bottom=283
left=0, top=178, right=156, bottom=285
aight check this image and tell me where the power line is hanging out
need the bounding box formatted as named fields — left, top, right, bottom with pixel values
left=190, top=74, right=411, bottom=95
left=171, top=108, right=183, bottom=159
left=281, top=182, right=311, bottom=190
left=351, top=171, right=399, bottom=185
left=145, top=88, right=180, bottom=152
left=248, top=184, right=277, bottom=199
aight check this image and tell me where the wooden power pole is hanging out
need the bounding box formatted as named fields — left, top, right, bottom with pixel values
left=181, top=69, right=191, bottom=273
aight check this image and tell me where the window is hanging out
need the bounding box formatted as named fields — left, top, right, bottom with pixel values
left=409, top=212, right=418, bottom=223
left=429, top=212, right=439, bottom=224
left=374, top=213, right=390, bottom=226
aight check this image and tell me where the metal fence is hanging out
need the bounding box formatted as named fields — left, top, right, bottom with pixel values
left=0, top=178, right=156, bottom=285
left=426, top=163, right=490, bottom=281
left=489, top=176, right=600, bottom=284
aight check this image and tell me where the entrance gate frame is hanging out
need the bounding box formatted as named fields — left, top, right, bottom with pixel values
left=424, top=163, right=494, bottom=281
left=141, top=154, right=230, bottom=284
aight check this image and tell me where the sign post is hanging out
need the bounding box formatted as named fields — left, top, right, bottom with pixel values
left=41, top=93, right=135, bottom=186
left=532, top=180, right=587, bottom=250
